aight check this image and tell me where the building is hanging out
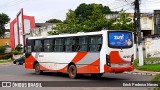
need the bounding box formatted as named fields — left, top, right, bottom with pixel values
left=154, top=10, right=160, bottom=34
left=0, top=31, right=10, bottom=47
left=106, top=13, right=154, bottom=37
left=30, top=23, right=56, bottom=37
left=128, top=13, right=154, bottom=36
left=10, top=8, right=35, bottom=49
left=0, top=38, right=10, bottom=46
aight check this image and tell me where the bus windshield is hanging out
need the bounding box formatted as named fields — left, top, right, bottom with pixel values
left=108, top=31, right=133, bottom=48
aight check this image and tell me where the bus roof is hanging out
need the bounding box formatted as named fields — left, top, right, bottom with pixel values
left=28, top=30, right=132, bottom=39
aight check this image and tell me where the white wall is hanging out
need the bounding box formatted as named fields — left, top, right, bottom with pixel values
left=14, top=22, right=18, bottom=47
left=145, top=38, right=160, bottom=58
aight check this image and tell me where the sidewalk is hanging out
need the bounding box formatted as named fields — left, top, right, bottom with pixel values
left=124, top=69, right=160, bottom=76
left=0, top=62, right=13, bottom=65
left=133, top=69, right=160, bottom=74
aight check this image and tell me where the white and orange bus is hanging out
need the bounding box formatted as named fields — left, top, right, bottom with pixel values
left=25, top=30, right=134, bottom=79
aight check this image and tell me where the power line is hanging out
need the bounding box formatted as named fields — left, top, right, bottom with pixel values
left=111, top=3, right=130, bottom=10
left=125, top=0, right=134, bottom=9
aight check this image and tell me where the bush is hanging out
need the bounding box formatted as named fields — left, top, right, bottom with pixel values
left=0, top=46, right=6, bottom=53
left=12, top=50, right=23, bottom=55
left=15, top=44, right=23, bottom=52
left=0, top=53, right=12, bottom=60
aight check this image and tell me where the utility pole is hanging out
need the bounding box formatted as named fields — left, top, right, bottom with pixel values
left=134, top=0, right=144, bottom=66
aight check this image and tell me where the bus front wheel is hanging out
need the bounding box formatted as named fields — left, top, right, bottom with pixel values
left=68, top=64, right=77, bottom=79
left=35, top=63, right=43, bottom=75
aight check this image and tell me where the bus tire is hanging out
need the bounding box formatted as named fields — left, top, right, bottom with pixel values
left=68, top=64, right=77, bottom=79
left=35, top=63, right=43, bottom=75
left=91, top=73, right=103, bottom=78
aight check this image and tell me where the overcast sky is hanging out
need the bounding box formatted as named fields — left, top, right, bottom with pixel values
left=0, top=0, right=160, bottom=28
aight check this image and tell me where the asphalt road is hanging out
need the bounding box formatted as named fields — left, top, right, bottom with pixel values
left=0, top=64, right=155, bottom=90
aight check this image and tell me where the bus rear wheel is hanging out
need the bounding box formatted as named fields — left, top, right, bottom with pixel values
left=91, top=73, right=103, bottom=78
left=35, top=63, right=43, bottom=75
left=68, top=64, right=77, bottom=79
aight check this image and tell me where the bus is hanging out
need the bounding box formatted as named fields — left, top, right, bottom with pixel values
left=25, top=30, right=134, bottom=79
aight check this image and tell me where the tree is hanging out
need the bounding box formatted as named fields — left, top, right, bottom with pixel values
left=52, top=10, right=80, bottom=34
left=112, top=10, right=134, bottom=31
left=46, top=19, right=62, bottom=23
left=0, top=13, right=10, bottom=37
left=50, top=4, right=133, bottom=35
left=52, top=3, right=115, bottom=34
left=74, top=3, right=114, bottom=23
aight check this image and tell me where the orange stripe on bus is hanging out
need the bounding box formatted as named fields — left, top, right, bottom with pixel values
left=58, top=52, right=88, bottom=72
left=110, top=51, right=129, bottom=63
left=72, top=52, right=88, bottom=63
left=25, top=55, right=36, bottom=69
left=77, top=58, right=100, bottom=73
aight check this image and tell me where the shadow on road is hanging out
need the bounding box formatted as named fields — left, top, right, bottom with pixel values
left=29, top=72, right=127, bottom=81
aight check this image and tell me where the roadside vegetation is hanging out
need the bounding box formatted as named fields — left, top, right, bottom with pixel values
left=152, top=74, right=160, bottom=90
left=134, top=58, right=160, bottom=72
left=0, top=59, right=12, bottom=63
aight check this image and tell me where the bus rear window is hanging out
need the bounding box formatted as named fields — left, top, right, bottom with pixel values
left=108, top=31, right=133, bottom=48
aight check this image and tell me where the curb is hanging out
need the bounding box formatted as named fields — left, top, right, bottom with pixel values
left=0, top=62, right=13, bottom=65
left=123, top=72, right=157, bottom=76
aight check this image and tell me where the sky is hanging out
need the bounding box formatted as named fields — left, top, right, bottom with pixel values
left=0, top=0, right=160, bottom=29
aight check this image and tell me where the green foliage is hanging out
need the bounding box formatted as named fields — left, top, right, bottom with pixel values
left=152, top=74, right=160, bottom=90
left=46, top=19, right=62, bottom=23
left=113, top=9, right=134, bottom=31
left=48, top=30, right=59, bottom=35
left=0, top=46, right=6, bottom=53
left=135, top=64, right=160, bottom=72
left=50, top=3, right=133, bottom=35
left=0, top=13, right=10, bottom=37
left=74, top=3, right=115, bottom=23
left=152, top=74, right=160, bottom=81
left=15, top=44, right=23, bottom=52
left=134, top=58, right=160, bottom=72
left=0, top=59, right=12, bottom=63
left=0, top=53, right=12, bottom=60
left=11, top=50, right=23, bottom=55
left=11, top=44, right=23, bottom=55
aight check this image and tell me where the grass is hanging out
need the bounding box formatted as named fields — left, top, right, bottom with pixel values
left=152, top=74, right=160, bottom=90
left=0, top=59, right=12, bottom=63
left=143, top=57, right=160, bottom=61
left=152, top=74, right=160, bottom=81
left=134, top=58, right=160, bottom=72
left=135, top=64, right=160, bottom=72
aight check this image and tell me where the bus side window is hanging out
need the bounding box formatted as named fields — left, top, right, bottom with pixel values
left=64, top=37, right=75, bottom=52
left=34, top=40, right=42, bottom=52
left=44, top=39, right=53, bottom=52
left=89, top=36, right=102, bottom=52
left=97, top=36, right=102, bottom=51
left=26, top=40, right=32, bottom=53
left=54, top=38, right=64, bottom=52
left=76, top=37, right=88, bottom=52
